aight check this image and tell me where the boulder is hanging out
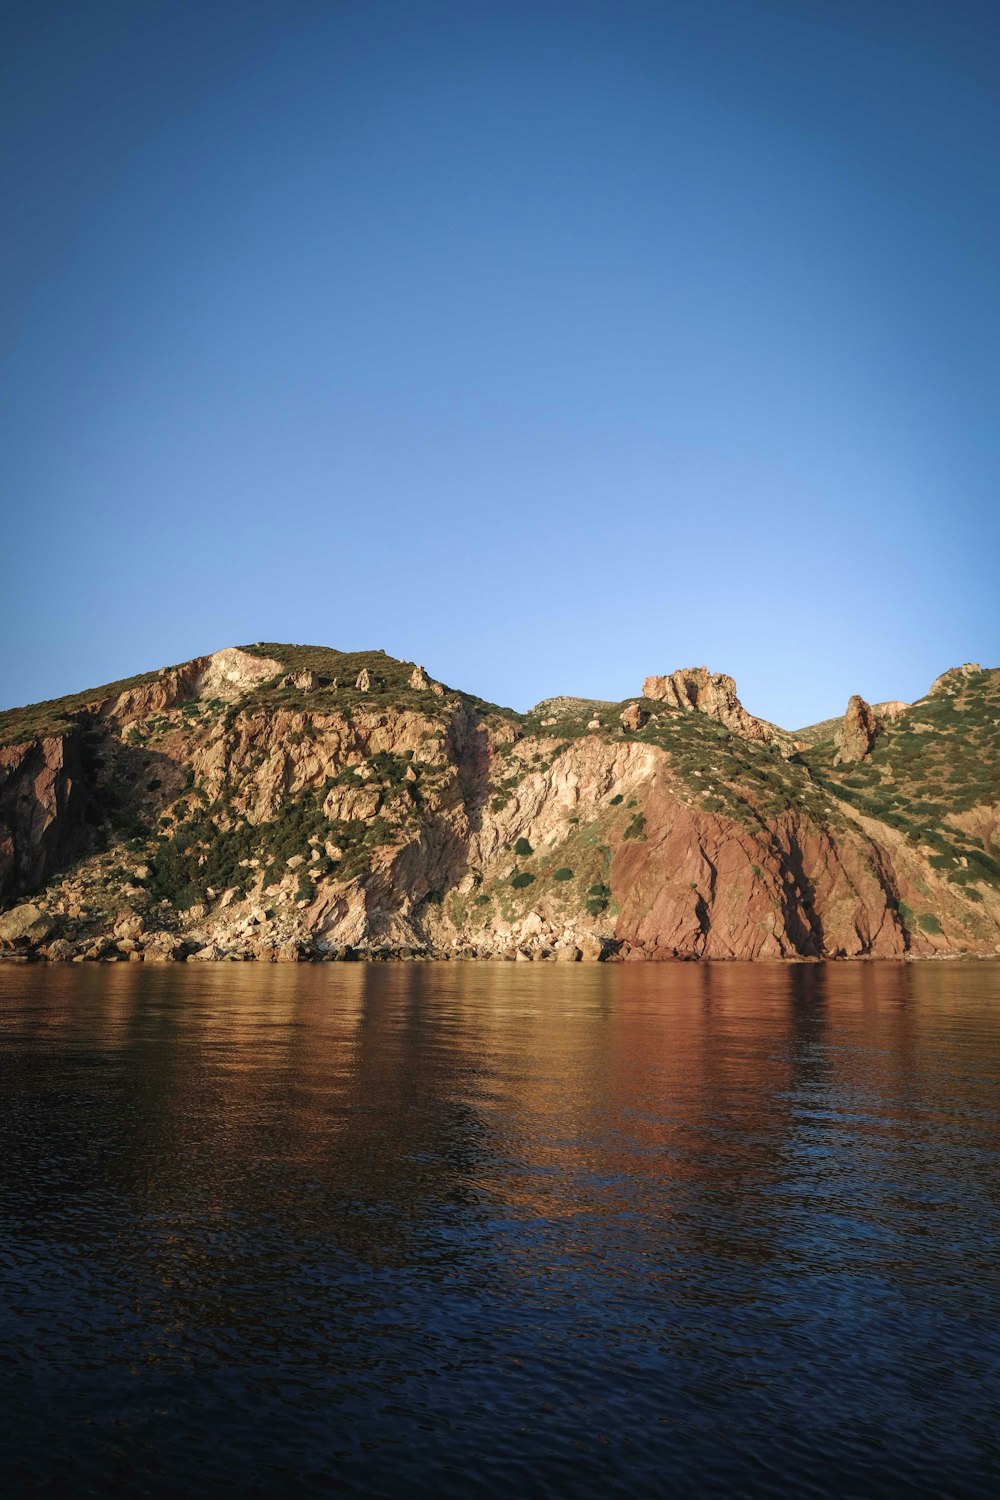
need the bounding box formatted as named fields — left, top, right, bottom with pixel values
left=619, top=702, right=649, bottom=733
left=42, top=938, right=77, bottom=962
left=0, top=903, right=55, bottom=948
left=114, top=912, right=146, bottom=941
left=280, top=669, right=321, bottom=692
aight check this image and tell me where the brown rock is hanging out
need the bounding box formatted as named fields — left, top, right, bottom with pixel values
left=834, top=695, right=882, bottom=764
left=642, top=667, right=790, bottom=750
left=280, top=670, right=321, bottom=692
left=114, top=912, right=146, bottom=941
left=0, top=903, right=55, bottom=947
left=929, top=663, right=981, bottom=695
left=43, top=938, right=77, bottom=962
left=619, top=703, right=649, bottom=733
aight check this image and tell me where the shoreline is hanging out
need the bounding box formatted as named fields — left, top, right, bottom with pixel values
left=2, top=947, right=996, bottom=965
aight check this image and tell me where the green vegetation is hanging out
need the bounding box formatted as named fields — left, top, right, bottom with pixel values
left=585, top=881, right=611, bottom=917
left=799, top=667, right=999, bottom=894
left=0, top=670, right=165, bottom=749
left=552, top=867, right=573, bottom=881
left=511, top=871, right=535, bottom=889
left=514, top=837, right=533, bottom=857
left=623, top=812, right=646, bottom=840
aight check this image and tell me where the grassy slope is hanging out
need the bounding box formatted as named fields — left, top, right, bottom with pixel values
left=0, top=666, right=166, bottom=748
left=0, top=642, right=516, bottom=749
left=801, top=667, right=1000, bottom=889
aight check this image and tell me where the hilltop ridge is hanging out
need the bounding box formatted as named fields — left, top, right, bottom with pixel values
left=1, top=645, right=997, bottom=962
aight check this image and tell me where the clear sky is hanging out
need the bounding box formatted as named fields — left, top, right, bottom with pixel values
left=3, top=0, right=997, bottom=728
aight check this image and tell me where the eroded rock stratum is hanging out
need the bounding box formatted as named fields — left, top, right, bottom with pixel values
left=1, top=645, right=997, bottom=962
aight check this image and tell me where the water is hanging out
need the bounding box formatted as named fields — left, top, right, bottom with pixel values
left=0, top=961, right=998, bottom=1498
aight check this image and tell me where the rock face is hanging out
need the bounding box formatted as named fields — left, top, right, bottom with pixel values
left=642, top=668, right=792, bottom=751
left=1, top=645, right=997, bottom=962
left=930, top=663, right=982, bottom=695
left=834, top=695, right=882, bottom=764
left=195, top=648, right=284, bottom=701
left=611, top=794, right=906, bottom=960
left=0, top=733, right=99, bottom=897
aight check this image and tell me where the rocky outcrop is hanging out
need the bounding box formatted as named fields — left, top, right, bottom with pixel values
left=1, top=645, right=997, bottom=962
left=930, top=663, right=982, bottom=695
left=195, top=648, right=283, bottom=701
left=0, top=902, right=55, bottom=949
left=642, top=667, right=792, bottom=752
left=409, top=665, right=445, bottom=696
left=280, top=669, right=322, bottom=692
left=619, top=703, right=648, bottom=732
left=834, top=695, right=882, bottom=764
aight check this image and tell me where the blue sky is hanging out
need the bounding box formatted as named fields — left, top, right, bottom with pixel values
left=3, top=0, right=997, bottom=727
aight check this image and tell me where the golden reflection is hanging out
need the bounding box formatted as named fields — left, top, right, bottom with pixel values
left=1, top=958, right=999, bottom=1334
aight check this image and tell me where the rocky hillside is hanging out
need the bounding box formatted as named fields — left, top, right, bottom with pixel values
left=1, top=645, right=997, bottom=962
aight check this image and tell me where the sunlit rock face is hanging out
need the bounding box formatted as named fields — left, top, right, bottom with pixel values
left=1, top=647, right=998, bottom=962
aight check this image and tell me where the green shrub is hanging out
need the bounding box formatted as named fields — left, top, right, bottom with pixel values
left=511, top=871, right=535, bottom=889
left=552, top=867, right=573, bottom=881
left=917, top=912, right=942, bottom=934
left=609, top=794, right=623, bottom=805
left=514, top=837, right=533, bottom=857
left=623, top=812, right=646, bottom=841
left=295, top=871, right=314, bottom=902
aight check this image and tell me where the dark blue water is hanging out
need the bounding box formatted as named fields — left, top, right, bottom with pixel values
left=0, top=961, right=998, bottom=1497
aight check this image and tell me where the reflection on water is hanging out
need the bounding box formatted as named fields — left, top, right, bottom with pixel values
left=0, top=962, right=998, bottom=1497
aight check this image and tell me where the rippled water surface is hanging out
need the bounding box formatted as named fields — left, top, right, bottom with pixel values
left=1, top=962, right=998, bottom=1497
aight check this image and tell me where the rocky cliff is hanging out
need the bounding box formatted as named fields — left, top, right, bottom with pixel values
left=1, top=644, right=997, bottom=962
